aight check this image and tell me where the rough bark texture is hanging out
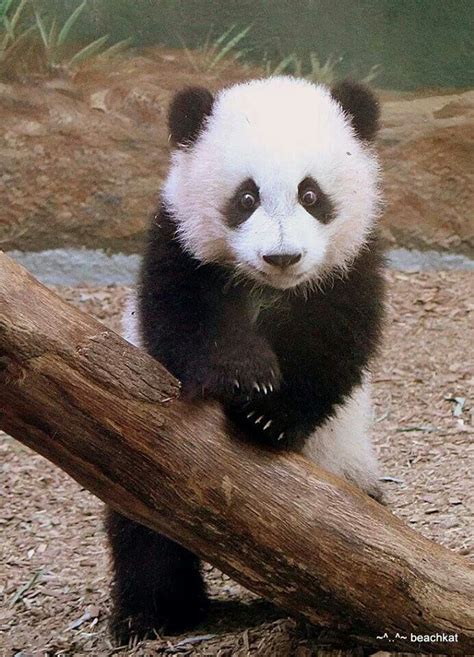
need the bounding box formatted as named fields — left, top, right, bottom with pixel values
left=0, top=252, right=472, bottom=655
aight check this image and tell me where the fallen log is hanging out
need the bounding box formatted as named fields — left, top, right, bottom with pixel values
left=0, top=252, right=472, bottom=654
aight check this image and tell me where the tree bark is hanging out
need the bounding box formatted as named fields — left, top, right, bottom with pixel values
left=0, top=252, right=472, bottom=655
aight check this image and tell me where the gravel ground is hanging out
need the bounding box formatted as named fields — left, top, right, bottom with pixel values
left=1, top=270, right=473, bottom=656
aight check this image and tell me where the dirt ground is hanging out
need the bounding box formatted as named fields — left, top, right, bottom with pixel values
left=1, top=269, right=473, bottom=656
left=1, top=48, right=473, bottom=257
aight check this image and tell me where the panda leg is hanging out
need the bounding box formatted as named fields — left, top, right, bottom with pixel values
left=301, top=381, right=383, bottom=501
left=105, top=509, right=208, bottom=643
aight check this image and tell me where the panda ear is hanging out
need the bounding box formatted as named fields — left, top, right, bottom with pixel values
left=331, top=80, right=380, bottom=142
left=168, top=86, right=214, bottom=147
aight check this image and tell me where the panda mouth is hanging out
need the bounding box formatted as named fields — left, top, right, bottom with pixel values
left=240, top=262, right=307, bottom=289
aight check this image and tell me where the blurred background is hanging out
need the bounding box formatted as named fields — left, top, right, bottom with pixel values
left=2, top=2, right=473, bottom=656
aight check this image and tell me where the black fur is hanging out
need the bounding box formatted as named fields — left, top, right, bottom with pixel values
left=224, top=178, right=261, bottom=228
left=139, top=209, right=282, bottom=403
left=331, top=80, right=380, bottom=142
left=107, top=205, right=385, bottom=641
left=168, top=87, right=214, bottom=146
left=105, top=509, right=208, bottom=641
left=297, top=176, right=336, bottom=224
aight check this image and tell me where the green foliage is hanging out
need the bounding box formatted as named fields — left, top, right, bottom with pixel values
left=0, top=0, right=35, bottom=75
left=5, top=0, right=468, bottom=90
left=92, top=36, right=132, bottom=62
left=179, top=24, right=252, bottom=74
left=34, top=0, right=119, bottom=69
left=0, top=0, right=130, bottom=78
left=265, top=51, right=381, bottom=86
left=177, top=19, right=379, bottom=85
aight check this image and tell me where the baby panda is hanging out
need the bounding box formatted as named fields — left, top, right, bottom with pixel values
left=107, top=76, right=385, bottom=642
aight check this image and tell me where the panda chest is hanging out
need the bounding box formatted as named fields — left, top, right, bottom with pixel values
left=247, top=296, right=262, bottom=324
left=246, top=289, right=283, bottom=325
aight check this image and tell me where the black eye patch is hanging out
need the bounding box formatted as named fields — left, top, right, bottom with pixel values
left=224, top=178, right=260, bottom=228
left=298, top=177, right=335, bottom=224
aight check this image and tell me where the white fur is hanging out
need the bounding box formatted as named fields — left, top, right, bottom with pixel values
left=122, top=295, right=141, bottom=347
left=164, top=76, right=381, bottom=290
left=301, top=379, right=380, bottom=496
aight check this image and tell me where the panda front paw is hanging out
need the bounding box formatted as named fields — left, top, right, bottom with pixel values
left=182, top=338, right=281, bottom=404
left=231, top=365, right=281, bottom=401
left=242, top=408, right=287, bottom=444
left=227, top=401, right=300, bottom=449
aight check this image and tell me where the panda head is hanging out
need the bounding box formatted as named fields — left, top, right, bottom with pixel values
left=163, top=76, right=381, bottom=290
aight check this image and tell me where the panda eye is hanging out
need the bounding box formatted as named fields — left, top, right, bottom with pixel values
left=300, top=188, right=318, bottom=207
left=297, top=177, right=335, bottom=223
left=240, top=192, right=257, bottom=210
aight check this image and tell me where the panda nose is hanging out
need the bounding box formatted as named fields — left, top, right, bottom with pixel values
left=262, top=253, right=302, bottom=269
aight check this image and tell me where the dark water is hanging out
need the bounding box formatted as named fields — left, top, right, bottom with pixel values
left=42, top=0, right=474, bottom=90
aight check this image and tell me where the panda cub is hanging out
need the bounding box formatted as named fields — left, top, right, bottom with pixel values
left=107, top=76, right=385, bottom=641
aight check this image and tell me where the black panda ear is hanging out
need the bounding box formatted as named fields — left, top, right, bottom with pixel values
left=331, top=80, right=380, bottom=142
left=168, top=86, right=214, bottom=147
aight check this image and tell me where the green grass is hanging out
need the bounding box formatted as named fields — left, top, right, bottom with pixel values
left=178, top=23, right=379, bottom=85
left=1, top=2, right=379, bottom=86
left=264, top=51, right=381, bottom=85
left=179, top=24, right=252, bottom=74
left=0, top=0, right=35, bottom=76
left=0, top=0, right=130, bottom=79
left=34, top=0, right=131, bottom=70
